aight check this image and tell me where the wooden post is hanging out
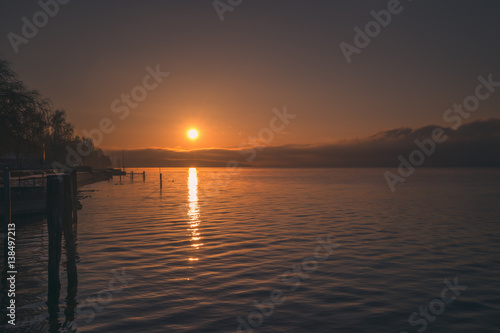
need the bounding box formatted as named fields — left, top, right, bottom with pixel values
left=47, top=174, right=77, bottom=326
left=62, top=174, right=78, bottom=298
left=131, top=171, right=134, bottom=181
left=160, top=173, right=162, bottom=189
left=70, top=170, right=78, bottom=222
left=3, top=169, right=11, bottom=263
left=143, top=171, right=145, bottom=181
left=3, top=169, right=11, bottom=227
left=71, top=169, right=77, bottom=197
left=46, top=175, right=64, bottom=306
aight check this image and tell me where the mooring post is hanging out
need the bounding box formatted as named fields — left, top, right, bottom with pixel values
left=62, top=174, right=78, bottom=296
left=70, top=169, right=78, bottom=222
left=3, top=169, right=11, bottom=262
left=3, top=169, right=11, bottom=226
left=46, top=175, right=64, bottom=305
left=131, top=171, right=134, bottom=181
left=143, top=171, right=145, bottom=181
left=47, top=174, right=77, bottom=327
left=70, top=169, right=77, bottom=197
left=160, top=173, right=162, bottom=189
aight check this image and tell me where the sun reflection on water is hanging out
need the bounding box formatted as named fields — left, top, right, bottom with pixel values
left=187, top=168, right=203, bottom=261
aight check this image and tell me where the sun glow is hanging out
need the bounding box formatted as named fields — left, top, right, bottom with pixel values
left=188, top=129, right=198, bottom=139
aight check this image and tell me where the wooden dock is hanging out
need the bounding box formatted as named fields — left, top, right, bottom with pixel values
left=0, top=169, right=112, bottom=216
left=2, top=171, right=79, bottom=328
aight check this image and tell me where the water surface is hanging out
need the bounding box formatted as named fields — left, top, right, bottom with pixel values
left=2, top=168, right=500, bottom=332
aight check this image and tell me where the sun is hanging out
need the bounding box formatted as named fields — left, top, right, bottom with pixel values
left=188, top=129, right=199, bottom=140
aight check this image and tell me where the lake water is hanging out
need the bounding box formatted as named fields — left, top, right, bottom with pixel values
left=2, top=168, right=500, bottom=332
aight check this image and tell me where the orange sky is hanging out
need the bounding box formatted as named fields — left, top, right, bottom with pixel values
left=2, top=1, right=499, bottom=151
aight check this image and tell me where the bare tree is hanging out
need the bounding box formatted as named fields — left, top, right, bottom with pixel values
left=0, top=60, right=49, bottom=168
left=1, top=59, right=112, bottom=170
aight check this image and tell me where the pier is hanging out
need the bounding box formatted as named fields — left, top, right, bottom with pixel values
left=0, top=169, right=112, bottom=216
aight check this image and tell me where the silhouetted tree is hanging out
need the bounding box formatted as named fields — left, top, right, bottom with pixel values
left=0, top=59, right=112, bottom=169
left=47, top=109, right=74, bottom=163
left=0, top=60, right=49, bottom=167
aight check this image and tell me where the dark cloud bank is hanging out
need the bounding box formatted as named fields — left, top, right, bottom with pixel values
left=109, top=119, right=500, bottom=168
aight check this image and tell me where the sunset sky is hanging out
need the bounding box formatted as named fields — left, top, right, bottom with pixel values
left=1, top=0, right=499, bottom=153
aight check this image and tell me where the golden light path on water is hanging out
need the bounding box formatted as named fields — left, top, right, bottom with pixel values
left=187, top=168, right=203, bottom=261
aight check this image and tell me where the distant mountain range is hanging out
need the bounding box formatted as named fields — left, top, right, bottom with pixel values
left=106, top=118, right=500, bottom=168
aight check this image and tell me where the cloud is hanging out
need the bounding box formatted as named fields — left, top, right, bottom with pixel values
left=107, top=118, right=500, bottom=168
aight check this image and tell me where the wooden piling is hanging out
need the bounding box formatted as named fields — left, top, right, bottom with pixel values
left=3, top=169, right=11, bottom=261
left=70, top=169, right=77, bottom=197
left=3, top=169, right=11, bottom=228
left=160, top=173, right=162, bottom=189
left=46, top=175, right=64, bottom=296
left=70, top=170, right=78, bottom=222
left=131, top=171, right=134, bottom=181
left=62, top=174, right=78, bottom=295
left=143, top=171, right=145, bottom=181
left=47, top=174, right=78, bottom=309
left=46, top=174, right=78, bottom=327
